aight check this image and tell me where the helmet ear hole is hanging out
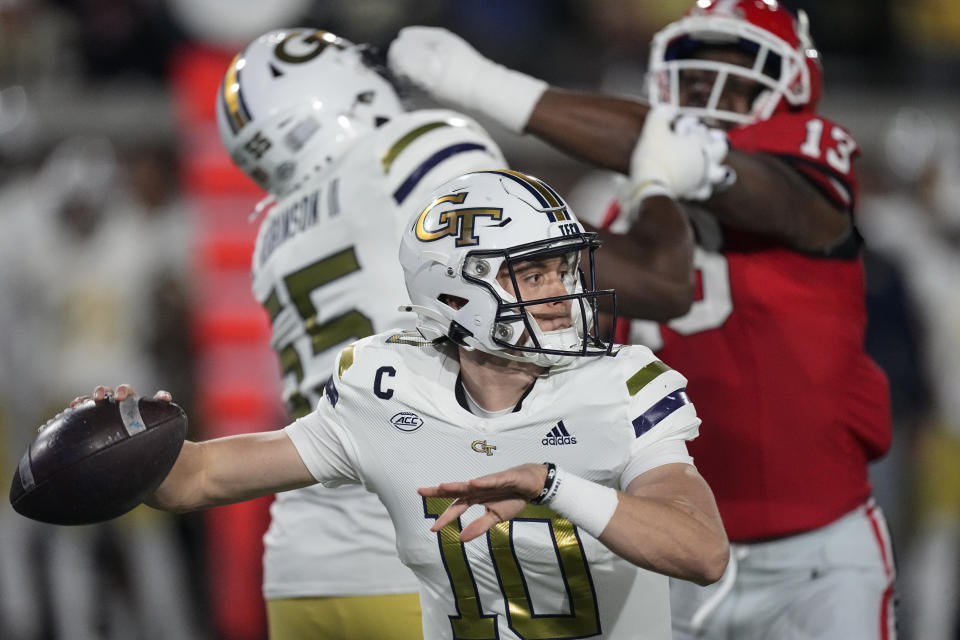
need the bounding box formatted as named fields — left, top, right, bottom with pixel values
left=439, top=294, right=469, bottom=310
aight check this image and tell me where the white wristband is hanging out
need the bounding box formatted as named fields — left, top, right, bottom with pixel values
left=540, top=467, right=619, bottom=539
left=475, top=65, right=548, bottom=134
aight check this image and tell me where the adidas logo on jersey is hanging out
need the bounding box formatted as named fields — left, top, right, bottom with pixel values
left=542, top=420, right=577, bottom=446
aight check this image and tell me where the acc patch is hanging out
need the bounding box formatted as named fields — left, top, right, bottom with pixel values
left=390, top=412, right=423, bottom=432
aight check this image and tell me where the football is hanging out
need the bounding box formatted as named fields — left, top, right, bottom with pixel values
left=9, top=396, right=188, bottom=525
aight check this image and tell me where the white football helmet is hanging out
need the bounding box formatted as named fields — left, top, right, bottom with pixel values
left=216, top=28, right=405, bottom=197
left=399, top=170, right=616, bottom=368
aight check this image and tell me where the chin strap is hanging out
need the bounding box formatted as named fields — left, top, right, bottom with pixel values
left=400, top=303, right=476, bottom=350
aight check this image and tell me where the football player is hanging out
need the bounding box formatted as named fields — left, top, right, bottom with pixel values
left=75, top=169, right=729, bottom=640
left=215, top=29, right=510, bottom=640
left=388, top=2, right=896, bottom=638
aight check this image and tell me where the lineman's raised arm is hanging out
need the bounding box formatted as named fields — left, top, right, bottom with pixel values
left=388, top=26, right=642, bottom=171
left=389, top=25, right=850, bottom=253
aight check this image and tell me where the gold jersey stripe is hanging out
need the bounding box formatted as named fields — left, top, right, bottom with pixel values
left=386, top=330, right=432, bottom=347
left=381, top=121, right=455, bottom=172
left=338, top=344, right=357, bottom=378
left=626, top=360, right=672, bottom=396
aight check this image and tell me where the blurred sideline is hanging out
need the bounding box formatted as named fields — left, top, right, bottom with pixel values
left=0, top=1, right=958, bottom=639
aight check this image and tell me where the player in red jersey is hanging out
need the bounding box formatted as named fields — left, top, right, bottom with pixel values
left=389, top=1, right=896, bottom=638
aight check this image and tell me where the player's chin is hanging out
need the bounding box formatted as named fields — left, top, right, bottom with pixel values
left=536, top=318, right=573, bottom=333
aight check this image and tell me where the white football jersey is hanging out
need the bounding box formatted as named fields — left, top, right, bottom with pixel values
left=287, top=332, right=700, bottom=640
left=250, top=109, right=507, bottom=598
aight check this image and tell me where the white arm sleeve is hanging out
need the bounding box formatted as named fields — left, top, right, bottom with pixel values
left=284, top=399, right=362, bottom=488
left=388, top=26, right=547, bottom=133
left=620, top=439, right=694, bottom=489
left=619, top=358, right=700, bottom=488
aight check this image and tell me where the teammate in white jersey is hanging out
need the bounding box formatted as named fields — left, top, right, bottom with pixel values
left=215, top=29, right=507, bottom=639
left=76, top=170, right=728, bottom=639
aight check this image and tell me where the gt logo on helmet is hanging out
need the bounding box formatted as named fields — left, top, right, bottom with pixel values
left=274, top=30, right=344, bottom=64
left=414, top=192, right=503, bottom=247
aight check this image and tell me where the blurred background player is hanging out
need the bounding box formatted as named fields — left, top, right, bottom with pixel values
left=859, top=107, right=960, bottom=640
left=0, top=136, right=201, bottom=640
left=215, top=28, right=508, bottom=640
left=389, top=1, right=896, bottom=638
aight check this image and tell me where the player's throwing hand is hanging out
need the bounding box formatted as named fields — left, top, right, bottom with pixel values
left=70, top=384, right=171, bottom=407
left=418, top=463, right=550, bottom=541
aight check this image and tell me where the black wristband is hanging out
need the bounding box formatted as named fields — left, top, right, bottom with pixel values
left=531, top=462, right=557, bottom=504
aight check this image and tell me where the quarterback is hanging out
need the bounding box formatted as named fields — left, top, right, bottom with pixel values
left=215, top=28, right=509, bottom=640
left=388, top=2, right=896, bottom=638
left=78, top=170, right=728, bottom=640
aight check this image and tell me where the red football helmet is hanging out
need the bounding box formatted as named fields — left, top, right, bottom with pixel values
left=647, top=0, right=822, bottom=126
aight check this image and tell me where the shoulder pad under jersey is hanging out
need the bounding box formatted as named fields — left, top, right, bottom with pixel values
left=375, top=109, right=508, bottom=210
left=728, top=112, right=860, bottom=210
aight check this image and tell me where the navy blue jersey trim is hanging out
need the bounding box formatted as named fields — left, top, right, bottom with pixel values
left=632, top=390, right=690, bottom=437
left=392, top=143, right=487, bottom=204
left=324, top=376, right=339, bottom=407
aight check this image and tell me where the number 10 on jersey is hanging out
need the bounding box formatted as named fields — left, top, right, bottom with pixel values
left=424, top=497, right=601, bottom=639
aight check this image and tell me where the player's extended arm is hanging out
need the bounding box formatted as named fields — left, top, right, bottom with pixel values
left=527, top=88, right=645, bottom=173
left=81, top=385, right=316, bottom=512
left=388, top=26, right=643, bottom=172
left=588, top=195, right=696, bottom=321
left=533, top=101, right=850, bottom=252
left=149, top=431, right=315, bottom=513
left=711, top=149, right=853, bottom=252
left=520, top=89, right=852, bottom=252
left=419, top=461, right=728, bottom=586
